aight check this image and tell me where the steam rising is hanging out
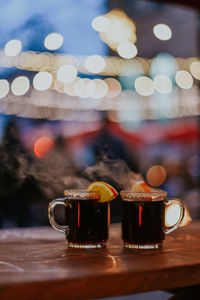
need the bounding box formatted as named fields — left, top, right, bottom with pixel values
left=0, top=121, right=141, bottom=199
left=31, top=154, right=141, bottom=198
left=0, top=121, right=192, bottom=231
left=84, top=156, right=142, bottom=190
left=28, top=148, right=90, bottom=198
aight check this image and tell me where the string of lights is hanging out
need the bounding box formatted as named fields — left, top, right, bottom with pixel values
left=0, top=49, right=199, bottom=76
left=0, top=86, right=199, bottom=121
left=0, top=8, right=199, bottom=121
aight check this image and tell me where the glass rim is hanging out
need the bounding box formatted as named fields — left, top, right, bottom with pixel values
left=120, top=189, right=167, bottom=201
left=64, top=189, right=99, bottom=199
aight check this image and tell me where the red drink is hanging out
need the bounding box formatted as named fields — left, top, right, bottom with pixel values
left=65, top=197, right=109, bottom=247
left=120, top=190, right=168, bottom=249
left=121, top=200, right=165, bottom=247
left=49, top=190, right=111, bottom=249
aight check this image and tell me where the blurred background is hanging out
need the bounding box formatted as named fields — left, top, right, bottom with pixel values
left=0, top=0, right=199, bottom=228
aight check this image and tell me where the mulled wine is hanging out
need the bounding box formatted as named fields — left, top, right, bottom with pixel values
left=48, top=190, right=110, bottom=248
left=121, top=199, right=165, bottom=247
left=65, top=197, right=109, bottom=247
left=120, top=190, right=185, bottom=249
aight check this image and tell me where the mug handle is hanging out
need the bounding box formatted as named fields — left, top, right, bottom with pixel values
left=48, top=198, right=69, bottom=235
left=164, top=198, right=185, bottom=235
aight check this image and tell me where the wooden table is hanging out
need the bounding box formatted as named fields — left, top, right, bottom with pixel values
left=0, top=222, right=200, bottom=300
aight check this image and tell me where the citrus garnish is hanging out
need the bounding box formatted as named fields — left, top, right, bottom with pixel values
left=132, top=181, right=151, bottom=192
left=87, top=181, right=118, bottom=203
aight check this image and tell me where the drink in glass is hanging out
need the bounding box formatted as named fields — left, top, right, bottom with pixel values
left=121, top=190, right=185, bottom=249
left=49, top=190, right=110, bottom=248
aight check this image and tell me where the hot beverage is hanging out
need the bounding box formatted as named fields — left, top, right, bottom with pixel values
left=120, top=190, right=185, bottom=249
left=48, top=190, right=110, bottom=248
left=65, top=196, right=109, bottom=246
left=122, top=200, right=165, bottom=246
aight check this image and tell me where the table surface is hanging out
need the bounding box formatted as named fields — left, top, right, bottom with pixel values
left=0, top=222, right=200, bottom=300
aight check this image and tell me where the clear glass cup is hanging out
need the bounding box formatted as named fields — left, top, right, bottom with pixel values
left=48, top=190, right=110, bottom=248
left=120, top=190, right=185, bottom=249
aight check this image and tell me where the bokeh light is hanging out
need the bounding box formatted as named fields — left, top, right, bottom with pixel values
left=150, top=53, right=177, bottom=78
left=19, top=51, right=36, bottom=69
left=84, top=55, right=106, bottom=73
left=105, top=78, right=121, bottom=98
left=54, top=79, right=64, bottom=93
left=44, top=33, right=64, bottom=50
left=146, top=165, right=167, bottom=187
left=74, top=78, right=108, bottom=99
left=64, top=77, right=79, bottom=96
left=135, top=76, right=154, bottom=96
left=91, top=15, right=110, bottom=32
left=153, top=24, right=172, bottom=41
left=86, top=80, right=96, bottom=97
left=0, top=79, right=9, bottom=99
left=92, top=79, right=108, bottom=99
left=99, top=9, right=137, bottom=51
left=11, top=76, right=30, bottom=96
left=153, top=74, right=172, bottom=94
left=4, top=39, right=22, bottom=57
left=34, top=136, right=54, bottom=159
left=165, top=203, right=181, bottom=227
left=74, top=78, right=85, bottom=97
left=120, top=60, right=144, bottom=76
left=175, top=70, right=193, bottom=89
left=33, top=72, right=53, bottom=91
left=190, top=61, right=200, bottom=80
left=180, top=207, right=192, bottom=227
left=117, top=42, right=137, bottom=59
left=74, top=78, right=89, bottom=98
left=57, top=65, right=77, bottom=83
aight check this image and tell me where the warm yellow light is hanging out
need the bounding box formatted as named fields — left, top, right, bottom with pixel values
left=73, top=78, right=96, bottom=98
left=180, top=207, right=192, bottom=227
left=4, top=39, right=22, bottom=57
left=57, top=65, right=77, bottom=83
left=105, top=78, right=121, bottom=98
left=146, top=165, right=167, bottom=187
left=100, top=9, right=137, bottom=51
left=153, top=24, right=172, bottom=41
left=51, top=71, right=64, bottom=93
left=117, top=42, right=137, bottom=59
left=77, top=78, right=108, bottom=99
left=11, top=76, right=30, bottom=96
left=91, top=16, right=110, bottom=32
left=34, top=53, right=51, bottom=70
left=165, top=203, right=181, bottom=227
left=153, top=75, right=172, bottom=94
left=91, top=79, right=108, bottom=99
left=33, top=72, right=53, bottom=91
left=19, top=52, right=36, bottom=69
left=190, top=61, right=200, bottom=80
left=84, top=55, right=106, bottom=74
left=175, top=70, right=193, bottom=89
left=64, top=78, right=79, bottom=96
left=135, top=76, right=154, bottom=96
left=120, top=60, right=144, bottom=76
left=86, top=80, right=96, bottom=97
left=74, top=78, right=86, bottom=98
left=44, top=33, right=64, bottom=50
left=0, top=79, right=9, bottom=99
left=54, top=79, right=64, bottom=93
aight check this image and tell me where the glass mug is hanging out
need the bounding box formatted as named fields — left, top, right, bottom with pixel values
left=120, top=190, right=185, bottom=249
left=48, top=190, right=110, bottom=248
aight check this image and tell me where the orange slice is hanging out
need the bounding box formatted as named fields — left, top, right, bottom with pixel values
left=132, top=181, right=151, bottom=192
left=87, top=181, right=118, bottom=203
